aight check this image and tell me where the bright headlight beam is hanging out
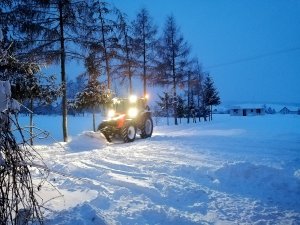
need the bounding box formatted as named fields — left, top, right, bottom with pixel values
left=128, top=108, right=138, bottom=118
left=129, top=95, right=137, bottom=103
left=107, top=109, right=115, bottom=118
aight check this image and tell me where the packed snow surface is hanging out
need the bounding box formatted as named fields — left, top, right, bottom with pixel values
left=18, top=114, right=300, bottom=224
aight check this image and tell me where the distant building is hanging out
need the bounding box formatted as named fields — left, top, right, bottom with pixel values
left=213, top=107, right=229, bottom=114
left=279, top=106, right=299, bottom=115
left=279, top=107, right=290, bottom=114
left=230, top=105, right=265, bottom=116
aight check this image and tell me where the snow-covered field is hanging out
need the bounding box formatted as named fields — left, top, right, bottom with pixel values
left=18, top=114, right=300, bottom=224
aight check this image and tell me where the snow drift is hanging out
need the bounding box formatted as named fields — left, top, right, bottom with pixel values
left=18, top=114, right=300, bottom=224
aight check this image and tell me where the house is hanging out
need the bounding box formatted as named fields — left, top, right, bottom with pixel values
left=279, top=107, right=290, bottom=114
left=230, top=105, right=265, bottom=116
left=279, top=106, right=299, bottom=115
left=213, top=107, right=229, bottom=114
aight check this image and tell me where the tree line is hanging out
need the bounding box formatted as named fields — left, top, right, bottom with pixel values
left=0, top=0, right=220, bottom=141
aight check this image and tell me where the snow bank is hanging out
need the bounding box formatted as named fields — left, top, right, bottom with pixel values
left=66, top=131, right=107, bottom=152
left=45, top=203, right=108, bottom=225
left=16, top=114, right=300, bottom=224
left=214, top=161, right=300, bottom=211
left=294, top=169, right=300, bottom=180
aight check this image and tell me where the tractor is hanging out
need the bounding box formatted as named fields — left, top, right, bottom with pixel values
left=98, top=95, right=153, bottom=143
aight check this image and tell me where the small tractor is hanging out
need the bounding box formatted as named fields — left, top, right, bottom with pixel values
left=98, top=95, right=153, bottom=143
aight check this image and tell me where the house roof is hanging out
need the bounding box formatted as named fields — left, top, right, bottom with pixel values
left=266, top=104, right=299, bottom=112
left=230, top=104, right=265, bottom=109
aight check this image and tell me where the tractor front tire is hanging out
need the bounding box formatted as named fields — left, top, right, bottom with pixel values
left=121, top=123, right=136, bottom=143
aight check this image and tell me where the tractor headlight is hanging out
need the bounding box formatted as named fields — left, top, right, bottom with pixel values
left=129, top=95, right=137, bottom=103
left=107, top=109, right=115, bottom=118
left=128, top=107, right=138, bottom=118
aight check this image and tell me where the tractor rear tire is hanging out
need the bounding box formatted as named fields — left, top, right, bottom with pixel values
left=140, top=116, right=153, bottom=139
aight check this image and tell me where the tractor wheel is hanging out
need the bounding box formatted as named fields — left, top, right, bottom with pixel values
left=140, top=116, right=153, bottom=139
left=121, top=123, right=136, bottom=143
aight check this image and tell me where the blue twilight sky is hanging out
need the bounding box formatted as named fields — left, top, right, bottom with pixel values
left=108, top=0, right=300, bottom=105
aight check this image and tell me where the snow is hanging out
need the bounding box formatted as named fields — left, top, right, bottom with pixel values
left=16, top=114, right=300, bottom=224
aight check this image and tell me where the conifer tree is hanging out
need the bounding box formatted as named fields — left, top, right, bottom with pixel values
left=155, top=15, right=190, bottom=125
left=116, top=12, right=137, bottom=94
left=156, top=92, right=173, bottom=125
left=75, top=52, right=111, bottom=131
left=0, top=25, right=45, bottom=225
left=203, top=74, right=221, bottom=121
left=190, top=58, right=204, bottom=122
left=75, top=79, right=110, bottom=131
left=83, top=1, right=119, bottom=90
left=3, top=0, right=90, bottom=141
left=132, top=8, right=158, bottom=96
left=176, top=95, right=185, bottom=124
left=0, top=31, right=59, bottom=144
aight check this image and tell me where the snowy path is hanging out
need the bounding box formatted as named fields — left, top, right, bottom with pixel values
left=28, top=115, right=300, bottom=224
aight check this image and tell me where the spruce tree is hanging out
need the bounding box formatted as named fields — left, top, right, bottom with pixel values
left=176, top=95, right=185, bottom=124
left=75, top=79, right=110, bottom=131
left=203, top=74, right=221, bottom=121
left=75, top=52, right=111, bottom=131
left=156, top=92, right=173, bottom=125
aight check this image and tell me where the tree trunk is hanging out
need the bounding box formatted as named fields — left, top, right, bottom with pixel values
left=99, top=10, right=111, bottom=89
left=92, top=108, right=96, bottom=132
left=29, top=98, right=33, bottom=145
left=142, top=23, right=147, bottom=96
left=129, top=74, right=132, bottom=94
left=166, top=102, right=169, bottom=126
left=124, top=28, right=132, bottom=95
left=171, top=33, right=178, bottom=125
left=187, top=71, right=191, bottom=124
left=59, top=1, right=68, bottom=142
